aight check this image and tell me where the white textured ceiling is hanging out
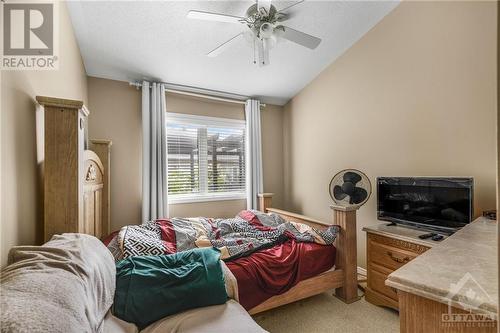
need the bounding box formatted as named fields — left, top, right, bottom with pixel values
left=68, top=1, right=399, bottom=105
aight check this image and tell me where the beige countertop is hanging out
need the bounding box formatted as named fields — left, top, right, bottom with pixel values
left=385, top=217, right=498, bottom=317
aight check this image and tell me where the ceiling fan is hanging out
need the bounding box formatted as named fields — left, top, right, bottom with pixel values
left=187, top=0, right=321, bottom=66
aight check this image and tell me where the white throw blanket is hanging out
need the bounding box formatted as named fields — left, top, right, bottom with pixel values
left=0, top=233, right=116, bottom=333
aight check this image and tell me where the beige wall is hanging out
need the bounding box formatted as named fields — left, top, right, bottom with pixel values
left=0, top=2, right=88, bottom=267
left=87, top=77, right=284, bottom=231
left=87, top=77, right=142, bottom=229
left=261, top=104, right=285, bottom=209
left=283, top=1, right=497, bottom=268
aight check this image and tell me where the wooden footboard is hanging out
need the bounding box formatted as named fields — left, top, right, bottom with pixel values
left=254, top=193, right=360, bottom=313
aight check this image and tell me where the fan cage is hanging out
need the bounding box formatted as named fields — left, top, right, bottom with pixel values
left=328, top=169, right=372, bottom=208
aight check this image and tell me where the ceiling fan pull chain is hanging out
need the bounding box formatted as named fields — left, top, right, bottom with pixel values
left=253, top=38, right=256, bottom=64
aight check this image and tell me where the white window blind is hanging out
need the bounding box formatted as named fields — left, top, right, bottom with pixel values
left=167, top=113, right=246, bottom=203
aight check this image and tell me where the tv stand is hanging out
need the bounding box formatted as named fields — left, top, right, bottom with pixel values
left=362, top=223, right=440, bottom=310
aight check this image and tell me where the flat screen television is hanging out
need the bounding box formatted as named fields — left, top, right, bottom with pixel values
left=377, top=177, right=473, bottom=234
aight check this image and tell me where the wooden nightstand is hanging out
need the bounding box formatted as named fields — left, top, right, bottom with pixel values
left=363, top=224, right=439, bottom=310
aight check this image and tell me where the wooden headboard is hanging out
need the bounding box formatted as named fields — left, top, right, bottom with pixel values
left=36, top=96, right=111, bottom=241
left=83, top=150, right=104, bottom=237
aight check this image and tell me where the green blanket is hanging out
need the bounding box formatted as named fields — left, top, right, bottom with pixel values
left=113, top=247, right=228, bottom=329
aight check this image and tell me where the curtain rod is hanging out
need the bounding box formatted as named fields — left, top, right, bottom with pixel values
left=129, top=82, right=266, bottom=107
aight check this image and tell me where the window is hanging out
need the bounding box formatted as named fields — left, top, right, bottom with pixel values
left=167, top=113, right=246, bottom=203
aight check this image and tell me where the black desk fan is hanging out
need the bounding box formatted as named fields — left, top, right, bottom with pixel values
left=329, top=169, right=371, bottom=208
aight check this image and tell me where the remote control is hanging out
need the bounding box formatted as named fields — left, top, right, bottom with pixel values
left=418, top=232, right=436, bottom=239
left=431, top=234, right=444, bottom=241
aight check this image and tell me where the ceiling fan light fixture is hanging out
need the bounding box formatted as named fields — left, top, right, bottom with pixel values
left=259, top=22, right=274, bottom=38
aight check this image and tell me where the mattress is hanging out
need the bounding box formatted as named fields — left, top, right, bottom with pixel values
left=225, top=239, right=336, bottom=310
left=102, top=300, right=267, bottom=333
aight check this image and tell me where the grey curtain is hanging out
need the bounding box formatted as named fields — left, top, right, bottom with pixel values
left=141, top=81, right=168, bottom=222
left=245, top=99, right=263, bottom=210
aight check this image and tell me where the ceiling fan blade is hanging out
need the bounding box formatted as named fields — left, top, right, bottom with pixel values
left=187, top=10, right=243, bottom=24
left=277, top=0, right=305, bottom=13
left=207, top=33, right=243, bottom=57
left=279, top=25, right=321, bottom=49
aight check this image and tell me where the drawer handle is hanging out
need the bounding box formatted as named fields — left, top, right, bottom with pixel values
left=386, top=251, right=410, bottom=264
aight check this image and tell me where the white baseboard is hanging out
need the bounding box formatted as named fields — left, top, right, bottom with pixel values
left=357, top=266, right=367, bottom=277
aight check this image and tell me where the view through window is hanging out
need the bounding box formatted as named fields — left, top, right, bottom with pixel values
left=167, top=113, right=246, bottom=203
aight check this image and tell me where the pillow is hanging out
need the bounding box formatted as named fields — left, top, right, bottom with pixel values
left=238, top=209, right=286, bottom=227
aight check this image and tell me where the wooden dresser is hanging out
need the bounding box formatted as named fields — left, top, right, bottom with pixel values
left=363, top=224, right=440, bottom=310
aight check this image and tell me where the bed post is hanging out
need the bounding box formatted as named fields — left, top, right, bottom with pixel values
left=331, top=205, right=360, bottom=304
left=90, top=139, right=112, bottom=237
left=257, top=193, right=274, bottom=212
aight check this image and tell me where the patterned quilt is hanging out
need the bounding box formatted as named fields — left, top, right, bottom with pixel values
left=107, top=210, right=340, bottom=261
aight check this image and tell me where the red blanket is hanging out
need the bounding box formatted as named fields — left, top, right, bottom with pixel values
left=226, top=239, right=336, bottom=310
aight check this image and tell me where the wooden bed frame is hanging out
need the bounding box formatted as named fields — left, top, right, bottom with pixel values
left=248, top=193, right=360, bottom=314
left=39, top=96, right=360, bottom=316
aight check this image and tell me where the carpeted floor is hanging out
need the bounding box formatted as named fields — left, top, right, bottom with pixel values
left=252, top=291, right=399, bottom=333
